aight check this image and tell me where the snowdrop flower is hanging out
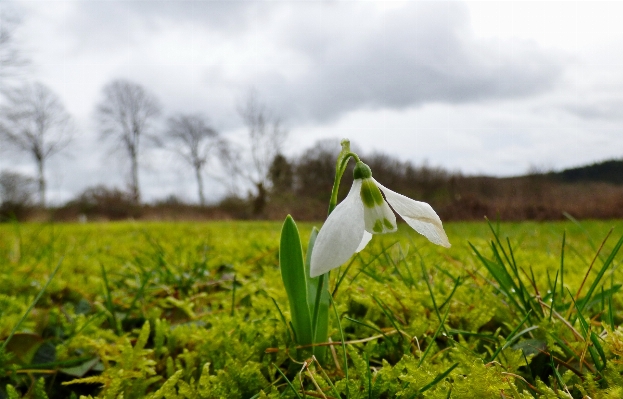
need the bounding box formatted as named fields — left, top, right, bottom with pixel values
left=310, top=161, right=450, bottom=277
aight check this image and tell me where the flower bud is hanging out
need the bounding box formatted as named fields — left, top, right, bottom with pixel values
left=353, top=161, right=372, bottom=180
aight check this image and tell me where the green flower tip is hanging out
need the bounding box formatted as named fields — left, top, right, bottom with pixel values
left=340, top=138, right=351, bottom=152
left=353, top=161, right=372, bottom=180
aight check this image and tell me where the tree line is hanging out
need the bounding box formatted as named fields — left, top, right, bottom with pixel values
left=0, top=11, right=290, bottom=214
left=0, top=77, right=288, bottom=209
left=3, top=10, right=623, bottom=223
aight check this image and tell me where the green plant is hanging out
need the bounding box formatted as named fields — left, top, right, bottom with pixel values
left=278, top=139, right=450, bottom=368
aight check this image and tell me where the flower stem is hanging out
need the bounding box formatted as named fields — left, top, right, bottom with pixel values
left=312, top=273, right=324, bottom=335
left=311, top=140, right=361, bottom=362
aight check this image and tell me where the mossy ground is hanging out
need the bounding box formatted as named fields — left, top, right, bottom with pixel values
left=1, top=220, right=623, bottom=398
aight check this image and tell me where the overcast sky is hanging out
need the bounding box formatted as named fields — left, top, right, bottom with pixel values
left=1, top=1, right=623, bottom=204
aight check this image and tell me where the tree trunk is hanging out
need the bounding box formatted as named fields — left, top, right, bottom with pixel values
left=130, top=152, right=140, bottom=204
left=37, top=157, right=46, bottom=208
left=195, top=164, right=205, bottom=206
left=252, top=182, right=266, bottom=216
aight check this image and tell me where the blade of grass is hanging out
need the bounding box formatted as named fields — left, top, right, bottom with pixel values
left=365, top=353, right=371, bottom=399
left=409, top=362, right=459, bottom=398
left=383, top=250, right=409, bottom=288
left=549, top=270, right=559, bottom=322
left=439, top=277, right=462, bottom=310
left=330, top=296, right=349, bottom=398
left=372, top=296, right=404, bottom=343
left=448, top=329, right=496, bottom=342
left=590, top=332, right=606, bottom=371
left=560, top=231, right=566, bottom=300
left=398, top=245, right=415, bottom=287
left=577, top=284, right=621, bottom=312
left=126, top=272, right=151, bottom=317
left=550, top=355, right=566, bottom=394
left=344, top=316, right=399, bottom=351
left=571, top=229, right=613, bottom=313
left=503, top=239, right=537, bottom=319
left=100, top=262, right=121, bottom=335
left=418, top=305, right=450, bottom=367
left=489, top=310, right=534, bottom=362
left=273, top=363, right=302, bottom=399
left=271, top=297, right=294, bottom=344
left=312, top=357, right=341, bottom=399
left=1, top=257, right=63, bottom=353
left=489, top=242, right=520, bottom=295
left=431, top=261, right=459, bottom=283
left=578, top=232, right=623, bottom=314
left=486, top=219, right=516, bottom=276
left=547, top=332, right=581, bottom=362
left=469, top=243, right=525, bottom=315
left=563, top=212, right=597, bottom=252
left=569, top=288, right=605, bottom=371
left=333, top=256, right=360, bottom=296
left=526, top=264, right=545, bottom=318
left=343, top=317, right=383, bottom=335
left=421, top=262, right=450, bottom=335
left=608, top=295, right=614, bottom=330
left=505, top=237, right=523, bottom=287
left=230, top=273, right=237, bottom=316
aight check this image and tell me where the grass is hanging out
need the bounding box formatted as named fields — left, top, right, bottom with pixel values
left=1, top=219, right=623, bottom=398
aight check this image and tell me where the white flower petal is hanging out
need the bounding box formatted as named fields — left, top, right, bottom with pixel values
left=355, top=231, right=373, bottom=253
left=375, top=179, right=451, bottom=248
left=310, top=180, right=366, bottom=277
left=359, top=178, right=397, bottom=234
left=363, top=202, right=397, bottom=235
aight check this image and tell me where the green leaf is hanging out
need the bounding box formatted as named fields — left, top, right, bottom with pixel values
left=60, top=357, right=101, bottom=378
left=279, top=215, right=313, bottom=346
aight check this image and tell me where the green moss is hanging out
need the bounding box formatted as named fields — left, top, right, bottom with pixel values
left=1, top=220, right=623, bottom=397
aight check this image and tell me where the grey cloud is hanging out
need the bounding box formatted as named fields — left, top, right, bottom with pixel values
left=253, top=2, right=563, bottom=123
left=564, top=100, right=623, bottom=120
left=64, top=1, right=563, bottom=127
left=68, top=1, right=269, bottom=50
left=558, top=75, right=623, bottom=121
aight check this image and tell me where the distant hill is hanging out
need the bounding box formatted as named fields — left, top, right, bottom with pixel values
left=548, top=158, right=623, bottom=185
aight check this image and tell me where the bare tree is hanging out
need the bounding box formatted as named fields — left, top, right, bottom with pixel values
left=234, top=90, right=288, bottom=215
left=0, top=9, right=30, bottom=89
left=96, top=79, right=161, bottom=203
left=0, top=82, right=73, bottom=207
left=162, top=113, right=223, bottom=206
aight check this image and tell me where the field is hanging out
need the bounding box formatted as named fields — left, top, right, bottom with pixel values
left=1, top=219, right=623, bottom=398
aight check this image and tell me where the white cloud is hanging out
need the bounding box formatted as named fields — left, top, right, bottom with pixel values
left=3, top=0, right=623, bottom=204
